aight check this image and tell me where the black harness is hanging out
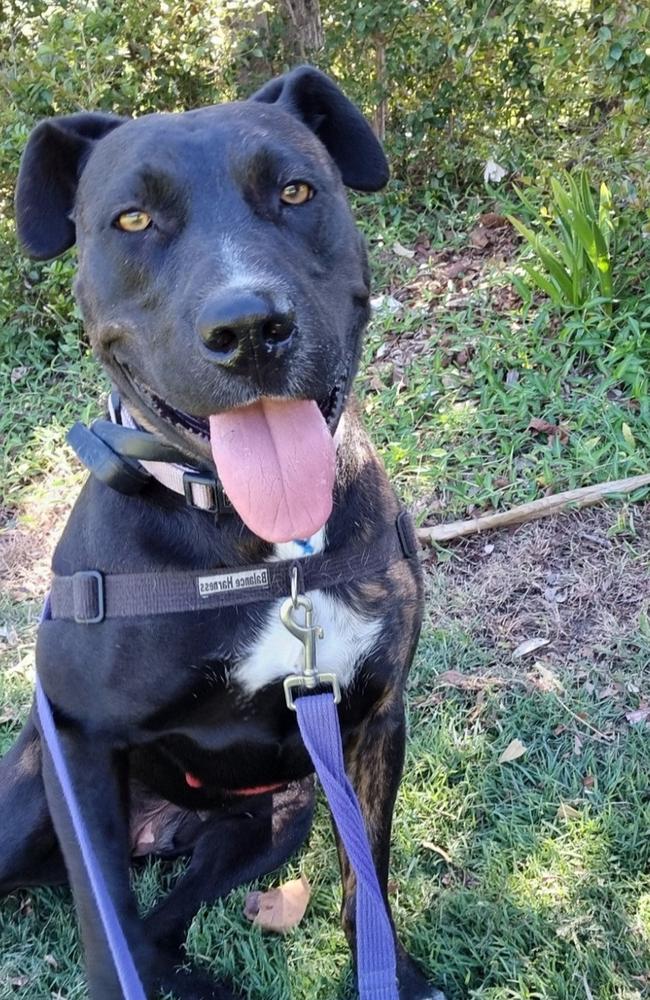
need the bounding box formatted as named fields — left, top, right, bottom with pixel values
left=58, top=399, right=418, bottom=624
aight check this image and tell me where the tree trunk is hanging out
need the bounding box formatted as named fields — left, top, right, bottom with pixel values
left=280, top=0, right=324, bottom=61
left=373, top=37, right=387, bottom=140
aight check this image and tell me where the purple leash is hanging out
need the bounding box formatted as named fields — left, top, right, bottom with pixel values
left=295, top=693, right=399, bottom=1000
left=36, top=600, right=147, bottom=1000
left=36, top=595, right=398, bottom=999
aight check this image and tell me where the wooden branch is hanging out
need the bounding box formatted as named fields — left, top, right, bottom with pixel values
left=417, top=473, right=650, bottom=544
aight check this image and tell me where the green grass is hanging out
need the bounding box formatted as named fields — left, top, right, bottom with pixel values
left=1, top=195, right=649, bottom=998
left=1, top=632, right=649, bottom=998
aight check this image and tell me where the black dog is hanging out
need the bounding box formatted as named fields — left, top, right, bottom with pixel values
left=1, top=67, right=445, bottom=1000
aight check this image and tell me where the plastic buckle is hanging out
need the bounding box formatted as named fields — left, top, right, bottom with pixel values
left=183, top=471, right=218, bottom=512
left=73, top=570, right=105, bottom=624
left=284, top=672, right=341, bottom=711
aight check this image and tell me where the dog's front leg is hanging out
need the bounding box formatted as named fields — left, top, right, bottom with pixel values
left=39, top=720, right=156, bottom=999
left=339, top=700, right=446, bottom=1000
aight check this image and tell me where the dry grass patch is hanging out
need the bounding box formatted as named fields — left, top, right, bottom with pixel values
left=423, top=503, right=650, bottom=676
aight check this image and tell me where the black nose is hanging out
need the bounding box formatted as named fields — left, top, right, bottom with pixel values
left=197, top=290, right=295, bottom=369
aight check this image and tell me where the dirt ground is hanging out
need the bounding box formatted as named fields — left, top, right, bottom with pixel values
left=422, top=502, right=649, bottom=678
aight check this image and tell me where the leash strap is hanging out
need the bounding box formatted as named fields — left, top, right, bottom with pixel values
left=295, top=693, right=399, bottom=1000
left=35, top=600, right=146, bottom=1000
left=47, top=512, right=417, bottom=624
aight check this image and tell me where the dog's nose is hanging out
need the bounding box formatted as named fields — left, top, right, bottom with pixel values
left=197, top=291, right=295, bottom=368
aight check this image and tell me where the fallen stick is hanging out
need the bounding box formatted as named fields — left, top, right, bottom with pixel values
left=417, top=473, right=650, bottom=544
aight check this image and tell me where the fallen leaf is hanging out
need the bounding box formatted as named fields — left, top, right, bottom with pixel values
left=597, top=684, right=622, bottom=700
left=10, top=365, right=28, bottom=384
left=527, top=664, right=563, bottom=693
left=625, top=705, right=650, bottom=725
left=512, top=637, right=550, bottom=659
left=621, top=422, right=635, bottom=449
left=484, top=158, right=507, bottom=184
left=468, top=226, right=491, bottom=249
left=479, top=212, right=508, bottom=228
left=9, top=977, right=29, bottom=989
left=498, top=738, right=527, bottom=764
left=582, top=774, right=595, bottom=790
left=483, top=543, right=495, bottom=555
left=528, top=417, right=570, bottom=444
left=436, top=670, right=503, bottom=691
left=556, top=802, right=581, bottom=821
left=444, top=257, right=473, bottom=280
left=370, top=294, right=403, bottom=315
left=244, top=875, right=310, bottom=933
left=421, top=841, right=452, bottom=863
left=392, top=241, right=415, bottom=259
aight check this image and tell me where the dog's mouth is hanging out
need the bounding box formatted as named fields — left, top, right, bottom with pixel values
left=126, top=372, right=348, bottom=442
left=118, top=365, right=350, bottom=544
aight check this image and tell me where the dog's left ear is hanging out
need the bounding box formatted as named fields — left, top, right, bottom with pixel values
left=250, top=66, right=389, bottom=192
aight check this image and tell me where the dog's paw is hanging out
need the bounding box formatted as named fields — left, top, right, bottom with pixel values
left=156, top=965, right=242, bottom=1000
left=397, top=949, right=446, bottom=1000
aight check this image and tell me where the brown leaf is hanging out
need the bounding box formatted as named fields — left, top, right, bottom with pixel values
left=421, top=841, right=452, bottom=864
left=479, top=212, right=508, bottom=229
left=468, top=226, right=491, bottom=249
left=527, top=417, right=570, bottom=444
left=498, top=738, right=527, bottom=764
left=444, top=257, right=473, bottom=280
left=582, top=774, right=595, bottom=790
left=436, top=670, right=503, bottom=691
left=556, top=802, right=581, bottom=821
left=244, top=875, right=310, bottom=933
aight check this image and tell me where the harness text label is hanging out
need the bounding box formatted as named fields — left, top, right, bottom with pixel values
left=197, top=567, right=270, bottom=597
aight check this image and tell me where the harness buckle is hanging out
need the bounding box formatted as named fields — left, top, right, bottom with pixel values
left=279, top=591, right=341, bottom=710
left=72, top=570, right=105, bottom=624
left=182, top=471, right=233, bottom=514
left=284, top=672, right=341, bottom=711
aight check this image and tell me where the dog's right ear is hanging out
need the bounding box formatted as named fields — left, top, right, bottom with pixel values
left=15, top=112, right=126, bottom=260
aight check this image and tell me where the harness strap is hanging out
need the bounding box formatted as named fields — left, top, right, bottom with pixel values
left=48, top=512, right=418, bottom=623
left=295, top=693, right=399, bottom=999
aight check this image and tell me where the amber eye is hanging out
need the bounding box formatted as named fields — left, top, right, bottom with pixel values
left=280, top=182, right=314, bottom=206
left=115, top=210, right=152, bottom=232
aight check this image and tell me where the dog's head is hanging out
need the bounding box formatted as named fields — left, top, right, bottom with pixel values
left=15, top=67, right=388, bottom=542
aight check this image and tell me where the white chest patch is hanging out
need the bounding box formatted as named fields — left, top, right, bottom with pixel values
left=233, top=589, right=382, bottom=697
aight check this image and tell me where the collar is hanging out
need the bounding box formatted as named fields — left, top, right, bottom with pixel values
left=66, top=392, right=233, bottom=514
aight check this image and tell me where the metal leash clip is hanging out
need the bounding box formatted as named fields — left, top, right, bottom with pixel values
left=280, top=567, right=341, bottom=711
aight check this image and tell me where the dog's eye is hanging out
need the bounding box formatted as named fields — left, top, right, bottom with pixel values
left=280, top=182, right=314, bottom=206
left=115, top=210, right=153, bottom=232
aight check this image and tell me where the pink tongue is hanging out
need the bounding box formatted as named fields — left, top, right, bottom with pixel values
left=209, top=399, right=336, bottom=543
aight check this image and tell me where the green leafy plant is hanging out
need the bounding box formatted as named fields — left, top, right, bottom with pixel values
left=508, top=171, right=616, bottom=313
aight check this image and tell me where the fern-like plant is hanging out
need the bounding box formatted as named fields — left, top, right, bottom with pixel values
left=508, top=172, right=616, bottom=314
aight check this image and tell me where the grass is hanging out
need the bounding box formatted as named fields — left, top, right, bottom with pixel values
left=2, top=628, right=649, bottom=999
left=1, top=191, right=649, bottom=998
